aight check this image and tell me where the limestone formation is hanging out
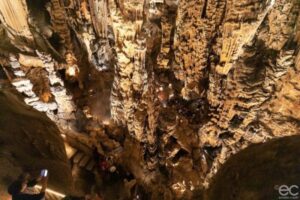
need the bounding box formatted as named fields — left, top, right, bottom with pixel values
left=0, top=0, right=300, bottom=199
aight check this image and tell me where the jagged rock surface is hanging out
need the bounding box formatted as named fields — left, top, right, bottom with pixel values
left=0, top=86, right=72, bottom=197
left=0, top=0, right=300, bottom=199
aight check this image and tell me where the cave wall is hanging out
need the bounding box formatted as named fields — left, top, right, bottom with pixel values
left=207, top=135, right=300, bottom=200
left=0, top=0, right=299, bottom=198
left=0, top=86, right=72, bottom=197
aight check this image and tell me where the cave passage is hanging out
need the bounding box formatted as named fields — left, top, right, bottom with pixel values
left=0, top=0, right=300, bottom=199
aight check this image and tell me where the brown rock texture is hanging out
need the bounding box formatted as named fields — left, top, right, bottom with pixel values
left=0, top=86, right=72, bottom=196
left=0, top=0, right=300, bottom=199
left=207, top=135, right=300, bottom=200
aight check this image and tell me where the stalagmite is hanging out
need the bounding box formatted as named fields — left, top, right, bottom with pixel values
left=90, top=0, right=109, bottom=38
left=0, top=0, right=32, bottom=38
left=0, top=0, right=300, bottom=199
left=216, top=0, right=277, bottom=75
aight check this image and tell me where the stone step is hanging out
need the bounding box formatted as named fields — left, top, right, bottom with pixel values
left=28, top=101, right=58, bottom=112
left=86, top=159, right=96, bottom=171
left=73, top=152, right=84, bottom=164
left=14, top=70, right=25, bottom=77
left=24, top=97, right=40, bottom=104
left=79, top=155, right=91, bottom=168
left=49, top=74, right=64, bottom=85
left=10, top=61, right=21, bottom=69
left=12, top=78, right=32, bottom=87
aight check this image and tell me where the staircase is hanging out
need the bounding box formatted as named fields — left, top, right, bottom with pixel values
left=65, top=142, right=96, bottom=172
left=8, top=53, right=77, bottom=129
left=9, top=55, right=59, bottom=113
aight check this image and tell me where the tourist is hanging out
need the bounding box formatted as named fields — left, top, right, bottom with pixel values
left=8, top=172, right=48, bottom=200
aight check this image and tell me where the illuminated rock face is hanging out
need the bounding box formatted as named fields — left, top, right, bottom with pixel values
left=0, top=0, right=300, bottom=199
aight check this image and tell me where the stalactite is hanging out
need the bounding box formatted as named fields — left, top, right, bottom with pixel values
left=216, top=0, right=277, bottom=75
left=89, top=0, right=109, bottom=38
left=0, top=0, right=32, bottom=38
left=1, top=0, right=300, bottom=198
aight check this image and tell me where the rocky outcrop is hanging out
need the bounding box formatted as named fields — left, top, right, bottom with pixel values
left=7, top=53, right=77, bottom=129
left=199, top=0, right=300, bottom=186
left=0, top=0, right=300, bottom=199
left=0, top=86, right=72, bottom=195
left=208, top=135, right=300, bottom=200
